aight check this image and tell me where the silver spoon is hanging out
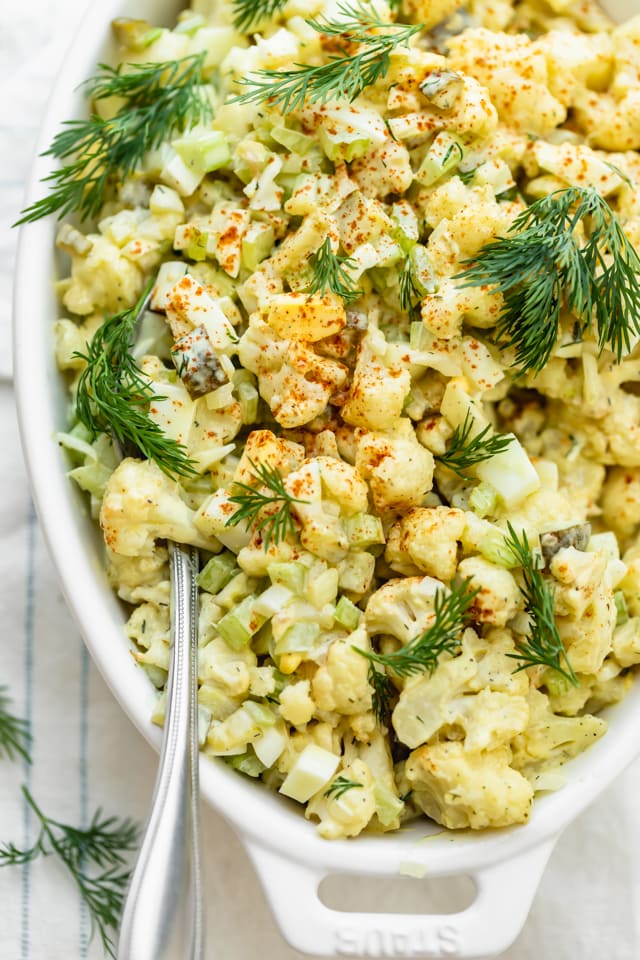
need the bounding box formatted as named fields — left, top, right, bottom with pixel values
left=111, top=287, right=204, bottom=959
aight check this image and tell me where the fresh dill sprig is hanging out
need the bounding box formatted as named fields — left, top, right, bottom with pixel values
left=324, top=776, right=363, bottom=799
left=235, top=1, right=424, bottom=113
left=354, top=580, right=478, bottom=678
left=398, top=255, right=422, bottom=319
left=17, top=53, right=211, bottom=224
left=225, top=460, right=309, bottom=549
left=436, top=411, right=513, bottom=480
left=504, top=524, right=578, bottom=686
left=74, top=281, right=196, bottom=479
left=232, top=0, right=288, bottom=31
left=456, top=187, right=640, bottom=374
left=0, top=687, right=31, bottom=764
left=308, top=237, right=363, bottom=304
left=0, top=786, right=138, bottom=958
left=368, top=662, right=397, bottom=726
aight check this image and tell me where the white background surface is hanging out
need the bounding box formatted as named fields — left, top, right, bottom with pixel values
left=2, top=1, right=640, bottom=958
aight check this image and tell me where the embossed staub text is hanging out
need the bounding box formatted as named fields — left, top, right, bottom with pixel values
left=334, top=924, right=461, bottom=957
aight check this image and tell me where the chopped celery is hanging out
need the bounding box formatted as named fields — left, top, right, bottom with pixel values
left=175, top=13, right=206, bottom=33
left=374, top=782, right=405, bottom=826
left=391, top=201, right=419, bottom=253
left=542, top=669, right=573, bottom=699
left=274, top=621, right=320, bottom=656
left=419, top=71, right=464, bottom=110
left=478, top=529, right=515, bottom=568
left=271, top=125, right=314, bottom=154
left=416, top=132, right=465, bottom=187
left=197, top=552, right=238, bottom=594
left=252, top=620, right=273, bottom=657
left=217, top=595, right=266, bottom=650
left=344, top=513, right=385, bottom=549
left=198, top=705, right=212, bottom=746
left=334, top=596, right=362, bottom=631
left=243, top=700, right=277, bottom=727
left=614, top=591, right=629, bottom=626
left=173, top=131, right=230, bottom=176
left=68, top=461, right=113, bottom=499
left=268, top=561, right=307, bottom=596
left=237, top=380, right=259, bottom=425
left=409, top=322, right=433, bottom=351
left=241, top=222, right=274, bottom=271
left=226, top=749, right=266, bottom=778
left=409, top=245, right=439, bottom=296
left=468, top=481, right=499, bottom=518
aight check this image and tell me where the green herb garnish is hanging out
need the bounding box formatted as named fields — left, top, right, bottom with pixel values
left=505, top=524, right=578, bottom=686
left=368, top=662, right=397, bottom=726
left=74, top=282, right=196, bottom=479
left=324, top=776, right=364, bottom=799
left=355, top=580, right=478, bottom=679
left=308, top=237, right=363, bottom=304
left=0, top=786, right=138, bottom=958
left=398, top=255, right=422, bottom=319
left=436, top=411, right=513, bottom=479
left=225, top=460, right=309, bottom=549
left=457, top=187, right=640, bottom=374
left=232, top=0, right=288, bottom=31
left=17, top=53, right=211, bottom=224
left=0, top=687, right=31, bottom=764
left=235, top=1, right=423, bottom=113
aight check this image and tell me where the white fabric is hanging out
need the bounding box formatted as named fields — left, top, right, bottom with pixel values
left=1, top=2, right=640, bottom=958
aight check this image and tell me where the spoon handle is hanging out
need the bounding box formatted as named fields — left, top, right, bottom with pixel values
left=118, top=543, right=203, bottom=960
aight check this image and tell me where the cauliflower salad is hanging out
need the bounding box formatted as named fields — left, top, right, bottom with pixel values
left=48, top=0, right=640, bottom=839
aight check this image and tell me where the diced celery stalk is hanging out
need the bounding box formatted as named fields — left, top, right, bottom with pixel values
left=186, top=229, right=209, bottom=262
left=409, top=322, right=433, bottom=351
left=227, top=750, right=265, bottom=778
left=345, top=513, right=385, bottom=549
left=151, top=692, right=166, bottom=726
left=279, top=744, right=340, bottom=803
left=409, top=244, right=438, bottom=296
left=475, top=436, right=541, bottom=510
left=391, top=201, right=419, bottom=253
left=416, top=133, right=464, bottom=187
left=237, top=380, right=259, bottom=425
left=253, top=584, right=294, bottom=618
left=217, top=596, right=266, bottom=650
left=175, top=13, right=206, bottom=33
left=271, top=125, right=314, bottom=154
left=479, top=529, right=515, bottom=568
left=68, top=462, right=113, bottom=499
left=252, top=621, right=273, bottom=657
left=469, top=481, right=499, bottom=518
left=318, top=128, right=371, bottom=163
left=242, top=222, right=274, bottom=271
left=173, top=131, right=230, bottom=175
left=543, top=669, right=573, bottom=699
left=307, top=568, right=339, bottom=609
left=197, top=553, right=238, bottom=594
left=419, top=71, right=464, bottom=110
left=243, top=700, right=276, bottom=727
left=614, top=591, right=629, bottom=626
left=338, top=552, right=374, bottom=593
left=275, top=621, right=320, bottom=656
left=217, top=572, right=258, bottom=608
left=254, top=724, right=287, bottom=767
left=373, top=782, right=405, bottom=826
left=268, top=561, right=307, bottom=596
left=334, top=596, right=362, bottom=631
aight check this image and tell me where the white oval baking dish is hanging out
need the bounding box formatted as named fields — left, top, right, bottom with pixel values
left=13, top=1, right=640, bottom=956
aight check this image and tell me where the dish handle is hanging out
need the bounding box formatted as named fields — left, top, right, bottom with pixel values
left=244, top=836, right=556, bottom=958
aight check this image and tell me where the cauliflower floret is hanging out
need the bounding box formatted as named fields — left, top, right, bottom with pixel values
left=355, top=420, right=435, bottom=512
left=447, top=29, right=566, bottom=135
left=284, top=457, right=369, bottom=563
left=620, top=543, right=640, bottom=617
left=463, top=628, right=530, bottom=696
left=199, top=637, right=256, bottom=698
left=312, top=631, right=373, bottom=715
left=279, top=679, right=316, bottom=727
left=238, top=315, right=347, bottom=427
left=405, top=742, right=534, bottom=829
left=106, top=547, right=170, bottom=604
left=457, top=555, right=521, bottom=627
left=612, top=618, right=640, bottom=668
left=342, top=327, right=411, bottom=432
left=60, top=234, right=144, bottom=316
left=601, top=467, right=640, bottom=544
left=127, top=602, right=170, bottom=673
left=100, top=458, right=221, bottom=557
left=306, top=758, right=377, bottom=839
left=511, top=688, right=607, bottom=780
left=550, top=547, right=609, bottom=619
left=365, top=576, right=443, bottom=645
left=385, top=507, right=466, bottom=582
left=350, top=139, right=414, bottom=198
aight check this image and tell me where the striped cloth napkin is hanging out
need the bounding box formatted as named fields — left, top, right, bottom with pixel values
left=2, top=2, right=640, bottom=958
